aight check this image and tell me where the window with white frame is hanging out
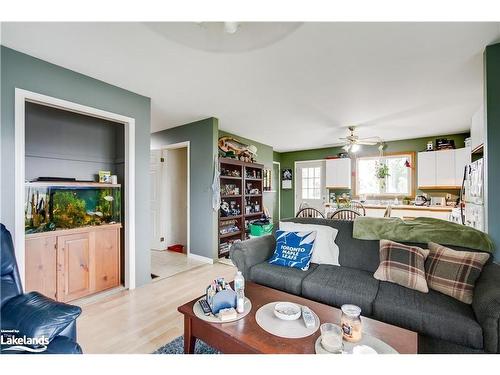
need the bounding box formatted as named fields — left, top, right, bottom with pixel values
left=301, top=167, right=321, bottom=199
left=356, top=153, right=414, bottom=196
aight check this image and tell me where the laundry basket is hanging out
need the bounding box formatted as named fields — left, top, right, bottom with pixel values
left=249, top=222, right=274, bottom=237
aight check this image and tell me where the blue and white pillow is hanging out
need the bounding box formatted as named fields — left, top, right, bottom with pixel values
left=268, top=230, right=317, bottom=271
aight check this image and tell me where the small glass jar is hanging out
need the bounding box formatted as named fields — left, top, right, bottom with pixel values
left=340, top=304, right=362, bottom=342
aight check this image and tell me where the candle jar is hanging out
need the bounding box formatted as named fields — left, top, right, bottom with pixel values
left=340, top=304, right=362, bottom=342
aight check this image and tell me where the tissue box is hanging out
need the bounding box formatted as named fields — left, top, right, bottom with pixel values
left=208, top=289, right=237, bottom=314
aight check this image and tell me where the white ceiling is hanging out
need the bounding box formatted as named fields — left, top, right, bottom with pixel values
left=2, top=22, right=500, bottom=152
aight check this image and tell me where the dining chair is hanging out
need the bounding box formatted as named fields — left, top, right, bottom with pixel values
left=295, top=207, right=325, bottom=219
left=349, top=201, right=366, bottom=216
left=328, top=209, right=361, bottom=221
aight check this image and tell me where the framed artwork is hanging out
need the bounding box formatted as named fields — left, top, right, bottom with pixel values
left=281, top=168, right=292, bottom=189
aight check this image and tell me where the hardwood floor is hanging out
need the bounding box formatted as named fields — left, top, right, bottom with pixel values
left=151, top=249, right=205, bottom=280
left=76, top=261, right=236, bottom=353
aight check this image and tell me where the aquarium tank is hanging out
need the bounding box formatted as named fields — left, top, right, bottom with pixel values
left=25, top=184, right=121, bottom=234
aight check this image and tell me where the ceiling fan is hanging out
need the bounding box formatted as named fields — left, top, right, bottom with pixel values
left=339, top=126, right=383, bottom=153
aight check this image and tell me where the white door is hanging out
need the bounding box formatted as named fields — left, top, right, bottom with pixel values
left=295, top=161, right=326, bottom=213
left=150, top=150, right=164, bottom=250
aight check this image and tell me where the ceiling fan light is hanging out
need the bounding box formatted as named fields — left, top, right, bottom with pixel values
left=343, top=144, right=351, bottom=152
left=351, top=144, right=361, bottom=153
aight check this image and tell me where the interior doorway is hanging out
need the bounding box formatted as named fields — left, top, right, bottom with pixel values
left=150, top=142, right=202, bottom=280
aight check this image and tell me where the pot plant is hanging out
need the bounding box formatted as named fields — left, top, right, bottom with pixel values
left=375, top=162, right=390, bottom=191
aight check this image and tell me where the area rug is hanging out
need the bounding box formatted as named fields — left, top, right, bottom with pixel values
left=153, top=336, right=220, bottom=354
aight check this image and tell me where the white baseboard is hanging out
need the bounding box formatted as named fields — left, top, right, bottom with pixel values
left=188, top=253, right=214, bottom=264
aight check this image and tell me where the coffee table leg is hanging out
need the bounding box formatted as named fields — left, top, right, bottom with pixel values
left=184, top=316, right=196, bottom=354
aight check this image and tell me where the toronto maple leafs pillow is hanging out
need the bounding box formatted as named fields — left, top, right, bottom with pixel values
left=268, top=230, right=317, bottom=271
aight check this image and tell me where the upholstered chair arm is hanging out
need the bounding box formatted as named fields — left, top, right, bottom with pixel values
left=472, top=262, right=500, bottom=353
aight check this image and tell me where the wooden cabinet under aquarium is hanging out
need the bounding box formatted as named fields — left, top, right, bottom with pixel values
left=24, top=182, right=122, bottom=302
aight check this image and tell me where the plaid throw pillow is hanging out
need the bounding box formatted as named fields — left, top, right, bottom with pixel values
left=374, top=240, right=430, bottom=293
left=425, top=242, right=490, bottom=304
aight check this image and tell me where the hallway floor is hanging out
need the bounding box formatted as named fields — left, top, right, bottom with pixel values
left=150, top=249, right=205, bottom=280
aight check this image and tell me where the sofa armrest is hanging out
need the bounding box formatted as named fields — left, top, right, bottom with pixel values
left=230, top=235, right=276, bottom=279
left=472, top=262, right=500, bottom=353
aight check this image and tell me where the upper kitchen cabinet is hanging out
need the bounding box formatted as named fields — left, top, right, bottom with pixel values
left=418, top=148, right=471, bottom=189
left=326, top=158, right=351, bottom=189
left=471, top=105, right=485, bottom=153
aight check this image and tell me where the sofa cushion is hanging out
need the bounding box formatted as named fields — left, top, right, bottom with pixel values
left=373, top=281, right=483, bottom=349
left=425, top=242, right=490, bottom=304
left=268, top=230, right=317, bottom=271
left=301, top=264, right=380, bottom=316
left=281, top=219, right=381, bottom=272
left=249, top=262, right=318, bottom=296
left=374, top=240, right=429, bottom=293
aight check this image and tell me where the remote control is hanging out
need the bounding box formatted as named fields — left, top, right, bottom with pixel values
left=199, top=299, right=212, bottom=316
left=301, top=306, right=315, bottom=328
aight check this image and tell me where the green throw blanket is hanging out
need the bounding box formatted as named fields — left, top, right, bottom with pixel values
left=353, top=217, right=495, bottom=253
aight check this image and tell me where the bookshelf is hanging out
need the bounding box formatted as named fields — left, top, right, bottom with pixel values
left=218, top=157, right=264, bottom=258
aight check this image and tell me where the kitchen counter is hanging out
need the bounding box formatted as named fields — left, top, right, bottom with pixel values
left=363, top=204, right=453, bottom=212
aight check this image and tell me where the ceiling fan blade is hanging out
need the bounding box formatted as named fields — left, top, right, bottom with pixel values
left=356, top=140, right=379, bottom=146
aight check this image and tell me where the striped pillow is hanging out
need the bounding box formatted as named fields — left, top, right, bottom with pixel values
left=425, top=242, right=490, bottom=304
left=374, top=240, right=430, bottom=293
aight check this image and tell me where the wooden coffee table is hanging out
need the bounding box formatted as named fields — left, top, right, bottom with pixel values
left=178, top=281, right=417, bottom=354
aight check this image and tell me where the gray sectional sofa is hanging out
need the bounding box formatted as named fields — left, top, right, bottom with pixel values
left=230, top=218, right=500, bottom=354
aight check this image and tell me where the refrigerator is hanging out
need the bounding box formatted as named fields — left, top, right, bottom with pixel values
left=460, top=158, right=485, bottom=231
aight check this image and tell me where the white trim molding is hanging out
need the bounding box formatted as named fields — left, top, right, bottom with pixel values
left=15, top=88, right=137, bottom=290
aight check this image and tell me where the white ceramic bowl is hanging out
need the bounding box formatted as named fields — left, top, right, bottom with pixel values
left=273, top=302, right=301, bottom=321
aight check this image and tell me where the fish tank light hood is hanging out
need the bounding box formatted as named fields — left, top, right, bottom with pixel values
left=25, top=182, right=121, bottom=234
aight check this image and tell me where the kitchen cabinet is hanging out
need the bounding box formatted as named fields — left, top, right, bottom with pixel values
left=435, top=150, right=456, bottom=187
left=471, top=106, right=485, bottom=153
left=417, top=151, right=436, bottom=188
left=365, top=206, right=452, bottom=221
left=326, top=158, right=351, bottom=189
left=417, top=148, right=470, bottom=189
left=25, top=224, right=121, bottom=302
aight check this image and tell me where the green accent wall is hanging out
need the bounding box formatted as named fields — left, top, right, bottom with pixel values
left=218, top=131, right=280, bottom=223
left=1, top=46, right=152, bottom=287
left=277, top=133, right=468, bottom=219
left=485, top=43, right=500, bottom=262
left=151, top=118, right=219, bottom=259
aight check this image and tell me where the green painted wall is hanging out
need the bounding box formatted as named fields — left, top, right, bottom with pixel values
left=278, top=133, right=468, bottom=219
left=151, top=118, right=219, bottom=259
left=0, top=46, right=152, bottom=286
left=218, top=131, right=280, bottom=223
left=485, top=43, right=500, bottom=262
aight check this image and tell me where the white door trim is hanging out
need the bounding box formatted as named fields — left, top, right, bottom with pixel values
left=293, top=159, right=327, bottom=214
left=151, top=141, right=191, bottom=256
left=273, top=161, right=281, bottom=222
left=15, top=88, right=136, bottom=290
